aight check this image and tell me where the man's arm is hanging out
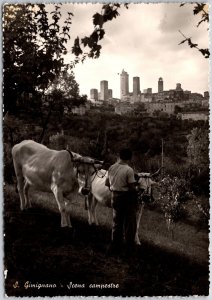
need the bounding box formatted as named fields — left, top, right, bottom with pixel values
left=127, top=168, right=137, bottom=191
left=105, top=176, right=110, bottom=188
left=128, top=182, right=137, bottom=191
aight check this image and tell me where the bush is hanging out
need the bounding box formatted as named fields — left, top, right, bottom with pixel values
left=4, top=143, right=15, bottom=184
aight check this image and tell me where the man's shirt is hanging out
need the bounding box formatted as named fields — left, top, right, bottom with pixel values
left=107, top=162, right=136, bottom=192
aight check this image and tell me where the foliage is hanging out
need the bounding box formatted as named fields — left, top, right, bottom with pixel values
left=41, top=69, right=86, bottom=122
left=3, top=111, right=209, bottom=197
left=155, top=174, right=209, bottom=235
left=49, top=130, right=106, bottom=159
left=3, top=4, right=74, bottom=114
left=186, top=127, right=209, bottom=170
left=72, top=3, right=128, bottom=60
left=179, top=3, right=209, bottom=58
left=45, top=68, right=79, bottom=100
left=157, top=176, right=190, bottom=226
left=4, top=142, right=15, bottom=184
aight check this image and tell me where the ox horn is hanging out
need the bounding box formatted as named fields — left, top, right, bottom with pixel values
left=94, top=160, right=104, bottom=165
left=150, top=167, right=162, bottom=178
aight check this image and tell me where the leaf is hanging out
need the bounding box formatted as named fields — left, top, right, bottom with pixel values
left=199, top=48, right=210, bottom=58
left=72, top=37, right=82, bottom=56
left=98, top=29, right=105, bottom=40
left=178, top=38, right=188, bottom=45
left=193, top=3, right=205, bottom=15
left=93, top=13, right=104, bottom=27
left=81, top=37, right=88, bottom=47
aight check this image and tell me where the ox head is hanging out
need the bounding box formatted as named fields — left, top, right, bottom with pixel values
left=69, top=151, right=103, bottom=196
left=135, top=172, right=157, bottom=204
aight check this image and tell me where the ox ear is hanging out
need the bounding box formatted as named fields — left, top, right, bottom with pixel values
left=71, top=152, right=83, bottom=162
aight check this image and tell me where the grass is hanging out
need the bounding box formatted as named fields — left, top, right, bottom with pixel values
left=3, top=184, right=209, bottom=297
left=4, top=184, right=209, bottom=266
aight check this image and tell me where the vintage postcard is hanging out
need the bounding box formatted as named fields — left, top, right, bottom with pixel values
left=3, top=1, right=210, bottom=298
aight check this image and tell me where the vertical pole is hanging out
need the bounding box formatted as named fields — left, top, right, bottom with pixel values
left=161, top=139, right=164, bottom=178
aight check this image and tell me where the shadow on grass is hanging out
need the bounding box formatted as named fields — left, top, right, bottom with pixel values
left=3, top=185, right=209, bottom=297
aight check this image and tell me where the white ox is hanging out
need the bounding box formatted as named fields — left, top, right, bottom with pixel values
left=86, top=170, right=157, bottom=245
left=12, top=140, right=103, bottom=228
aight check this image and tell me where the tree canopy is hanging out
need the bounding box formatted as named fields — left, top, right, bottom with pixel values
left=3, top=4, right=74, bottom=113
left=3, top=3, right=126, bottom=115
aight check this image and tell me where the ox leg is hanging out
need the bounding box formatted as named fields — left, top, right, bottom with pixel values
left=91, top=196, right=98, bottom=225
left=87, top=194, right=94, bottom=225
left=23, top=181, right=31, bottom=209
left=64, top=202, right=72, bottom=228
left=17, top=178, right=26, bottom=211
left=87, top=195, right=98, bottom=225
left=135, top=203, right=145, bottom=245
left=52, top=186, right=70, bottom=227
left=13, top=162, right=25, bottom=210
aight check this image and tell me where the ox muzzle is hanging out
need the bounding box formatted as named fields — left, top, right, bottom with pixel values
left=79, top=186, right=91, bottom=196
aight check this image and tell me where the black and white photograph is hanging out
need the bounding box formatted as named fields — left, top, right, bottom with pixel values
left=3, top=1, right=210, bottom=297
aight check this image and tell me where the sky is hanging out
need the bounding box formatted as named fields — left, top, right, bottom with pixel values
left=49, top=3, right=209, bottom=98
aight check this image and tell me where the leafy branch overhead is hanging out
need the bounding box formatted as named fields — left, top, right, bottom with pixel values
left=72, top=3, right=128, bottom=60
left=179, top=3, right=209, bottom=58
left=3, top=4, right=75, bottom=114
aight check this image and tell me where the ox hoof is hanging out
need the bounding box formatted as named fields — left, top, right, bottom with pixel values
left=20, top=206, right=27, bottom=211
left=135, top=238, right=141, bottom=246
left=61, top=224, right=72, bottom=228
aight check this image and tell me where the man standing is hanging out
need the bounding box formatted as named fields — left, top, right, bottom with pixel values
left=105, top=148, right=138, bottom=254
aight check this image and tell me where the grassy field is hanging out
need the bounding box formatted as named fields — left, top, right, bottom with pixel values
left=4, top=184, right=209, bottom=297
left=22, top=185, right=209, bottom=265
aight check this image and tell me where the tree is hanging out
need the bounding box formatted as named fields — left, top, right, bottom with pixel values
left=38, top=69, right=87, bottom=142
left=3, top=4, right=74, bottom=114
left=186, top=127, right=209, bottom=171
left=3, top=3, right=127, bottom=115
left=45, top=69, right=79, bottom=100
left=179, top=3, right=209, bottom=58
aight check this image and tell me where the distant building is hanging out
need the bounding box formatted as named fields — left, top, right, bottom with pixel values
left=143, top=88, right=152, bottom=94
left=141, top=94, right=153, bottom=102
left=202, top=91, right=209, bottom=108
left=120, top=69, right=129, bottom=99
left=158, top=77, right=163, bottom=93
left=145, top=100, right=178, bottom=115
left=176, top=83, right=183, bottom=91
left=115, top=103, right=134, bottom=115
left=100, top=80, right=108, bottom=101
left=204, top=91, right=209, bottom=98
left=133, top=77, right=140, bottom=96
left=90, top=89, right=98, bottom=101
left=63, top=105, right=87, bottom=116
left=178, top=112, right=209, bottom=121
left=108, top=89, right=113, bottom=99
left=189, top=92, right=204, bottom=102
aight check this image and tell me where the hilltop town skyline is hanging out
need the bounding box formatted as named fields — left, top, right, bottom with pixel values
left=89, top=69, right=208, bottom=101
left=61, top=3, right=210, bottom=98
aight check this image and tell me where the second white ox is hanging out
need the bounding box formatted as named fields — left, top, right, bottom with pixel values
left=86, top=170, right=157, bottom=245
left=12, top=140, right=103, bottom=228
